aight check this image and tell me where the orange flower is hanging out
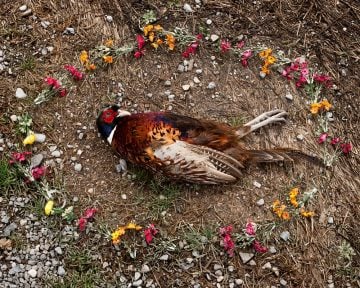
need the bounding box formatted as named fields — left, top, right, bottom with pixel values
left=320, top=99, right=332, bottom=111
left=300, top=208, right=315, bottom=218
left=273, top=199, right=290, bottom=220
left=103, top=55, right=113, bottom=64
left=111, top=227, right=126, bottom=244
left=259, top=48, right=272, bottom=58
left=310, top=102, right=322, bottom=114
left=126, top=222, right=142, bottom=230
left=166, top=34, right=175, bottom=50
left=153, top=24, right=163, bottom=31
left=148, top=32, right=155, bottom=42
left=266, top=55, right=276, bottom=64
left=105, top=39, right=114, bottom=47
left=143, top=25, right=153, bottom=36
left=289, top=188, right=299, bottom=208
left=80, top=50, right=89, bottom=64
left=281, top=211, right=291, bottom=220
left=261, top=65, right=270, bottom=74
left=87, top=63, right=96, bottom=71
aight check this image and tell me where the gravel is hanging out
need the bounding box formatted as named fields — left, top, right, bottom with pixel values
left=15, top=88, right=27, bottom=99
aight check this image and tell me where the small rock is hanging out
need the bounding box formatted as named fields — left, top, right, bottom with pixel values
left=105, top=15, right=113, bottom=23
left=285, top=92, right=293, bottom=101
left=207, top=82, right=216, bottom=89
left=235, top=279, right=244, bottom=285
left=51, top=151, right=61, bottom=158
left=239, top=252, right=254, bottom=264
left=134, top=271, right=141, bottom=281
left=21, top=9, right=32, bottom=17
left=30, top=154, right=44, bottom=169
left=121, top=194, right=127, bottom=200
left=102, top=262, right=109, bottom=269
left=280, top=231, right=290, bottom=241
left=217, top=276, right=224, bottom=282
left=328, top=217, right=334, bottom=224
left=54, top=247, right=63, bottom=255
left=164, top=80, right=171, bottom=86
left=41, top=47, right=48, bottom=56
left=57, top=266, right=65, bottom=276
left=269, top=246, right=277, bottom=254
left=178, top=64, right=185, bottom=72
left=206, top=19, right=212, bottom=25
left=35, top=133, right=46, bottom=143
left=193, top=77, right=200, bottom=84
left=73, top=196, right=79, bottom=202
left=168, top=94, right=175, bottom=101
left=272, top=266, right=280, bottom=277
left=296, top=134, right=305, bottom=141
left=19, top=5, right=27, bottom=11
left=183, top=3, right=193, bottom=12
left=4, top=223, right=17, bottom=236
left=182, top=84, right=190, bottom=91
left=280, top=278, right=287, bottom=286
left=64, top=27, right=75, bottom=35
left=20, top=219, right=27, bottom=226
left=228, top=265, right=234, bottom=272
left=78, top=132, right=84, bottom=140
left=253, top=181, right=261, bottom=188
left=10, top=115, right=17, bottom=122
left=15, top=88, right=27, bottom=99
left=74, top=163, right=82, bottom=172
left=28, top=269, right=37, bottom=278
left=141, top=264, right=150, bottom=273
left=195, top=69, right=202, bottom=74
left=259, top=71, right=267, bottom=79
left=256, top=198, right=265, bottom=206
left=133, top=280, right=143, bottom=287
left=262, top=262, right=272, bottom=270
left=210, top=55, right=216, bottom=61
left=159, top=254, right=169, bottom=261
left=41, top=21, right=50, bottom=28
left=210, top=34, right=219, bottom=42
left=213, top=264, right=222, bottom=271
left=249, top=260, right=256, bottom=266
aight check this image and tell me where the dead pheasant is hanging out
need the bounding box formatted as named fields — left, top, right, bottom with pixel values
left=97, top=105, right=320, bottom=184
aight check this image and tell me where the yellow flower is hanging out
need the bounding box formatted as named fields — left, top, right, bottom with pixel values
left=289, top=187, right=299, bottom=208
left=300, top=208, right=315, bottom=218
left=111, top=227, right=126, bottom=244
left=259, top=48, right=272, bottom=58
left=148, top=32, right=155, bottom=42
left=261, top=65, right=270, bottom=74
left=151, top=42, right=159, bottom=49
left=320, top=99, right=332, bottom=111
left=153, top=24, right=163, bottom=31
left=80, top=50, right=89, bottom=64
left=23, top=133, right=36, bottom=146
left=44, top=200, right=54, bottom=216
left=310, top=103, right=322, bottom=114
left=126, top=222, right=142, bottom=230
left=166, top=34, right=175, bottom=50
left=105, top=39, right=114, bottom=47
left=266, top=55, right=277, bottom=64
left=143, top=25, right=154, bottom=36
left=281, top=211, right=291, bottom=220
left=103, top=55, right=113, bottom=64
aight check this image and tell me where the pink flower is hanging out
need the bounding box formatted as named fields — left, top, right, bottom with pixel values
left=281, top=67, right=293, bottom=80
left=313, top=74, right=332, bottom=88
left=196, top=34, right=203, bottom=40
left=245, top=222, right=256, bottom=236
left=223, top=234, right=235, bottom=257
left=330, top=137, right=341, bottom=145
left=301, top=68, right=309, bottom=77
left=78, top=217, right=87, bottom=231
left=144, top=224, right=158, bottom=245
left=341, top=142, right=352, bottom=154
left=242, top=50, right=252, bottom=59
left=134, top=50, right=145, bottom=59
left=220, top=40, right=231, bottom=53
left=9, top=151, right=32, bottom=164
left=31, top=166, right=46, bottom=180
left=136, top=34, right=146, bottom=50
left=290, top=63, right=300, bottom=72
left=253, top=240, right=268, bottom=253
left=236, top=40, right=245, bottom=49
left=64, top=65, right=84, bottom=81
left=296, top=75, right=307, bottom=88
left=59, top=89, right=67, bottom=97
left=219, top=225, right=233, bottom=236
left=182, top=40, right=200, bottom=58
left=44, top=77, right=61, bottom=89
left=318, top=133, right=328, bottom=144
left=83, top=208, right=97, bottom=220
left=241, top=59, right=248, bottom=67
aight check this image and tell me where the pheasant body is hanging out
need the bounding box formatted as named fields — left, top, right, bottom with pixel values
left=97, top=105, right=320, bottom=184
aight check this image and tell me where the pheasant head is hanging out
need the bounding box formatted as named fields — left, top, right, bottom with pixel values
left=96, top=105, right=130, bottom=144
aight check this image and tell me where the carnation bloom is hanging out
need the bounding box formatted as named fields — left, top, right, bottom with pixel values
left=318, top=133, right=328, bottom=144
left=134, top=50, right=145, bottom=59
left=9, top=151, right=32, bottom=164
left=253, top=240, right=268, bottom=253
left=78, top=217, right=87, bottom=231
left=136, top=34, right=146, bottom=50
left=144, top=224, right=158, bottom=244
left=64, top=65, right=84, bottom=81
left=222, top=234, right=235, bottom=257
left=330, top=137, right=341, bottom=145
left=220, top=40, right=231, bottom=53
left=236, top=40, right=245, bottom=49
left=83, top=208, right=97, bottom=219
left=44, top=77, right=61, bottom=89
left=31, top=166, right=46, bottom=180
left=245, top=222, right=256, bottom=236
left=341, top=142, right=352, bottom=154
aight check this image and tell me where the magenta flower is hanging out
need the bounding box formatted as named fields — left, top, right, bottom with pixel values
left=9, top=151, right=32, bottom=164
left=220, top=40, right=231, bottom=53
left=245, top=222, right=256, bottom=236
left=253, top=240, right=268, bottom=253
left=330, top=137, right=341, bottom=145
left=83, top=208, right=97, bottom=220
left=134, top=50, right=145, bottom=59
left=236, top=40, right=245, bottom=49
left=31, top=166, right=46, bottom=180
left=318, top=133, right=328, bottom=144
left=144, top=224, right=158, bottom=245
left=44, top=77, right=61, bottom=89
left=340, top=142, right=352, bottom=154
left=78, top=217, right=87, bottom=231
left=136, top=34, right=146, bottom=50
left=182, top=36, right=202, bottom=58
left=64, top=65, right=84, bottom=81
left=222, top=234, right=235, bottom=257
left=219, top=225, right=233, bottom=236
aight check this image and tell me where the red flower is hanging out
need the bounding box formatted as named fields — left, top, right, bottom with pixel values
left=83, top=208, right=97, bottom=220
left=240, top=50, right=252, bottom=67
left=144, top=224, right=158, bottom=244
left=219, top=225, right=233, bottom=236
left=340, top=142, right=352, bottom=154
left=136, top=34, right=146, bottom=50
left=236, top=40, right=245, bottom=49
left=44, top=77, right=61, bottom=89
left=296, top=75, right=307, bottom=88
left=182, top=40, right=200, bottom=58
left=196, top=34, right=203, bottom=40
left=9, top=151, right=32, bottom=164
left=64, top=65, right=84, bottom=81
left=245, top=222, right=256, bottom=236
left=281, top=67, right=293, bottom=80
left=78, top=217, right=87, bottom=231
left=241, top=59, right=248, bottom=67
left=290, top=63, right=300, bottom=72
left=318, top=133, right=328, bottom=144
left=134, top=50, right=145, bottom=59
left=313, top=74, right=332, bottom=88
left=330, top=137, right=341, bottom=145
left=31, top=166, right=46, bottom=180
left=253, top=240, right=268, bottom=253
left=222, top=234, right=235, bottom=257
left=59, top=89, right=67, bottom=97
left=220, top=40, right=231, bottom=53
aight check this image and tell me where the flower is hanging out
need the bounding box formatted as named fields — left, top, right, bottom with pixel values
left=144, top=224, right=158, bottom=244
left=266, top=55, right=276, bottom=65
left=44, top=77, right=61, bottom=89
left=103, top=55, right=113, bottom=64
left=261, top=65, right=270, bottom=74
left=87, top=63, right=96, bottom=70
left=143, top=25, right=153, bottom=36
left=310, top=102, right=322, bottom=114
left=31, top=166, right=46, bottom=180
left=44, top=200, right=54, bottom=216
left=220, top=40, right=231, bottom=53
left=111, top=226, right=126, bottom=244
left=222, top=234, right=235, bottom=257
left=296, top=75, right=307, bottom=88
left=23, top=133, right=36, bottom=146
left=134, top=50, right=145, bottom=59
left=289, top=187, right=299, bottom=208
left=340, top=142, right=352, bottom=154
left=245, top=222, right=256, bottom=236
left=318, top=133, right=328, bottom=144
left=126, top=222, right=142, bottom=230
left=313, top=74, right=332, bottom=87
left=330, top=137, right=341, bottom=145
left=83, top=208, right=97, bottom=220
left=219, top=225, right=233, bottom=236
left=78, top=217, right=88, bottom=232
left=259, top=48, right=272, bottom=58
left=79, top=50, right=89, bottom=64
left=240, top=50, right=252, bottom=67
left=236, top=40, right=245, bottom=49
left=64, top=65, right=84, bottom=81
left=136, top=34, right=146, bottom=50
left=166, top=34, right=175, bottom=50
left=321, top=99, right=332, bottom=111
left=9, top=151, right=31, bottom=164
left=272, top=200, right=290, bottom=220
left=59, top=89, right=67, bottom=97
left=281, top=211, right=291, bottom=220
left=105, top=39, right=114, bottom=47
left=300, top=208, right=315, bottom=218
left=253, top=240, right=268, bottom=253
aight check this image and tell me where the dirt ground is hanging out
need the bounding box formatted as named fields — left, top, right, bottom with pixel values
left=1, top=0, right=359, bottom=287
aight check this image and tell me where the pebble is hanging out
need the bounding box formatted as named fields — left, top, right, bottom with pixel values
left=206, top=19, right=212, bottom=25
left=78, top=132, right=84, bottom=140
left=280, top=231, right=290, bottom=241
left=269, top=246, right=277, bottom=254
left=253, top=181, right=261, bottom=188
left=210, top=34, right=219, bottom=42
left=256, top=198, right=265, bottom=206
left=193, top=77, right=200, bottom=84
left=64, top=27, right=75, bottom=35
left=51, top=151, right=61, bottom=158
left=159, top=254, right=169, bottom=261
left=239, top=252, right=254, bottom=264
left=121, top=194, right=127, bottom=200
left=4, top=223, right=17, bottom=236
left=134, top=271, right=141, bottom=281
left=35, top=133, right=46, bottom=143
left=213, top=264, right=222, bottom=271
left=228, top=265, right=234, bottom=272
left=183, top=3, right=193, bottom=12
left=272, top=266, right=280, bottom=276
left=105, top=15, right=113, bottom=23
left=328, top=217, right=334, bottom=224
left=280, top=278, right=287, bottom=286
left=74, top=163, right=82, bottom=172
left=141, top=264, right=150, bottom=273
left=164, top=80, right=171, bottom=86
left=28, top=268, right=37, bottom=278
left=168, top=94, right=175, bottom=101
left=132, top=279, right=143, bottom=287
left=262, top=262, right=272, bottom=269
left=285, top=92, right=293, bottom=101
left=207, top=82, right=216, bottom=89
left=54, top=247, right=63, bottom=255
left=296, top=134, right=305, bottom=141
left=10, top=115, right=17, bottom=122
left=57, top=266, right=65, bottom=276
left=235, top=279, right=244, bottom=285
left=41, top=21, right=50, bottom=28
left=73, top=196, right=79, bottom=202
left=178, top=64, right=185, bottom=72
left=21, top=9, right=32, bottom=17
left=30, top=154, right=44, bottom=169
left=41, top=47, right=48, bottom=56
left=15, top=88, right=27, bottom=99
left=182, top=84, right=191, bottom=91
left=249, top=260, right=256, bottom=266
left=19, top=5, right=27, bottom=11
left=259, top=71, right=266, bottom=79
left=195, top=69, right=202, bottom=74
left=20, top=219, right=27, bottom=226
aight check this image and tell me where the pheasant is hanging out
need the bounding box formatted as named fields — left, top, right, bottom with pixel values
left=97, top=105, right=320, bottom=184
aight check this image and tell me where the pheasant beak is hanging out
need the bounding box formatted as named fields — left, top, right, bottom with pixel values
left=117, top=109, right=131, bottom=117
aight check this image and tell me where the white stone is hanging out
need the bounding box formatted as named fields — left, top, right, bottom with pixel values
left=64, top=27, right=75, bottom=35
left=262, top=262, right=272, bottom=269
left=57, top=266, right=65, bottom=276
left=195, top=69, right=202, bottom=74
left=74, top=163, right=82, bottom=172
left=28, top=269, right=37, bottom=278
left=105, top=15, right=113, bottom=23
left=178, top=64, right=185, bottom=72
left=34, top=133, right=46, bottom=143
left=134, top=271, right=141, bottom=281
left=235, top=279, right=244, bottom=285
left=269, top=246, right=277, bottom=254
left=121, top=194, right=127, bottom=200
left=183, top=3, right=193, bottom=12
left=285, top=92, right=293, bottom=101
left=213, top=264, right=222, bottom=271
left=193, top=77, right=200, bottom=84
left=328, top=216, right=334, bottom=224
left=51, top=151, right=61, bottom=158
left=239, top=252, right=254, bottom=264
left=256, top=198, right=265, bottom=206
left=55, top=247, right=63, bottom=255
left=132, top=280, right=143, bottom=287
left=259, top=71, right=266, bottom=79
left=164, top=80, right=171, bottom=86
left=249, top=260, right=256, bottom=266
left=30, top=154, right=43, bottom=168
left=15, top=88, right=27, bottom=99
left=253, top=181, right=261, bottom=188
left=207, top=82, right=216, bottom=89
left=296, top=134, right=304, bottom=141
left=217, top=276, right=224, bottom=282
left=159, top=254, right=169, bottom=261
left=19, top=5, right=27, bottom=11
left=206, top=19, right=212, bottom=25
left=10, top=115, right=17, bottom=122
left=280, top=278, right=287, bottom=286
left=41, top=21, right=50, bottom=28
left=141, top=264, right=150, bottom=273
left=168, top=95, right=175, bottom=101
left=210, top=34, right=219, bottom=42
left=41, top=47, right=48, bottom=56
left=182, top=84, right=191, bottom=91
left=280, top=231, right=290, bottom=241
left=20, top=219, right=27, bottom=226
